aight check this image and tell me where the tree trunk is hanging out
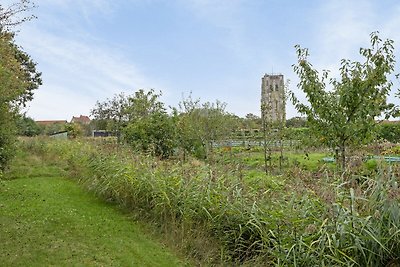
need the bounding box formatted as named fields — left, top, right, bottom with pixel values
left=279, top=138, right=283, bottom=171
left=341, top=141, right=346, bottom=171
left=263, top=121, right=269, bottom=175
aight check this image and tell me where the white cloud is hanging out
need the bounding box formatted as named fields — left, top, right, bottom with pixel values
left=17, top=24, right=160, bottom=120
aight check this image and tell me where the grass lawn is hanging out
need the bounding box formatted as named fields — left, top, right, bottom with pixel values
left=0, top=153, right=184, bottom=266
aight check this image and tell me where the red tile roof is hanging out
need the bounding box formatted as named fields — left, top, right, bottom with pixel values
left=71, top=115, right=91, bottom=124
left=36, top=120, right=67, bottom=126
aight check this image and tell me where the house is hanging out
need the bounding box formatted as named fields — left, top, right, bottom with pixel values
left=36, top=120, right=67, bottom=126
left=70, top=115, right=91, bottom=125
left=35, top=120, right=67, bottom=135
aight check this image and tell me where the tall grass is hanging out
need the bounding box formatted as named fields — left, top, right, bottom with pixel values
left=19, top=138, right=400, bottom=266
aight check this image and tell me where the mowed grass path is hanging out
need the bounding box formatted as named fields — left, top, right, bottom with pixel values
left=0, top=155, right=184, bottom=266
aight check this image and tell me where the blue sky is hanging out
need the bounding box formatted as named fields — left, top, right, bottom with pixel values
left=9, top=0, right=400, bottom=120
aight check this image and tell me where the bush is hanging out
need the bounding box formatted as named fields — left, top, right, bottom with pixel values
left=124, top=112, right=177, bottom=158
left=378, top=123, right=400, bottom=143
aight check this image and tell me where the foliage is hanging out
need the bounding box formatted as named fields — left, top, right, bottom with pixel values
left=242, top=113, right=262, bottom=129
left=15, top=115, right=40, bottom=136
left=177, top=95, right=237, bottom=159
left=291, top=32, right=397, bottom=169
left=125, top=89, right=165, bottom=121
left=23, top=138, right=400, bottom=265
left=122, top=89, right=177, bottom=158
left=0, top=0, right=37, bottom=31
left=124, top=111, right=177, bottom=158
left=91, top=92, right=128, bottom=141
left=91, top=89, right=176, bottom=156
left=65, top=122, right=83, bottom=138
left=0, top=9, right=41, bottom=170
left=285, top=116, right=307, bottom=128
left=0, top=107, right=16, bottom=171
left=377, top=122, right=400, bottom=143
left=39, top=122, right=66, bottom=135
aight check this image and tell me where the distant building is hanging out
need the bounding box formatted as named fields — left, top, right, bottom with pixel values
left=261, top=74, right=285, bottom=123
left=70, top=115, right=91, bottom=125
left=49, top=131, right=68, bottom=140
left=36, top=120, right=67, bottom=126
left=92, top=130, right=114, bottom=138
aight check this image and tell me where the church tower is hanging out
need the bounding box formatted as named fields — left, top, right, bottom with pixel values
left=261, top=74, right=285, bottom=124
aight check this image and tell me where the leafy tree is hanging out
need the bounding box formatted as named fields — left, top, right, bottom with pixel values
left=65, top=123, right=83, bottom=139
left=124, top=112, right=176, bottom=158
left=261, top=79, right=287, bottom=174
left=177, top=95, right=236, bottom=160
left=15, top=115, right=40, bottom=136
left=125, top=89, right=165, bottom=121
left=0, top=2, right=41, bottom=171
left=92, top=89, right=177, bottom=157
left=291, top=32, right=397, bottom=169
left=377, top=122, right=400, bottom=143
left=91, top=93, right=128, bottom=142
left=243, top=113, right=261, bottom=129
left=123, top=89, right=176, bottom=158
left=286, top=116, right=307, bottom=128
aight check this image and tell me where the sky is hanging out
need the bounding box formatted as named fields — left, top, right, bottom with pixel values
left=7, top=0, right=400, bottom=120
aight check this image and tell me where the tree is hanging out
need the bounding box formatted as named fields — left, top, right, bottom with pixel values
left=125, top=89, right=165, bottom=121
left=286, top=116, right=307, bottom=128
left=0, top=0, right=37, bottom=31
left=177, top=95, right=236, bottom=160
left=16, top=115, right=41, bottom=136
left=0, top=1, right=41, bottom=171
left=261, top=79, right=287, bottom=174
left=92, top=89, right=177, bottom=157
left=124, top=112, right=176, bottom=158
left=65, top=123, right=83, bottom=139
left=291, top=32, right=396, bottom=169
left=91, top=93, right=129, bottom=142
left=123, top=89, right=176, bottom=158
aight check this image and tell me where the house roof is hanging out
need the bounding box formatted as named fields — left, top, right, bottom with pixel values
left=71, top=115, right=91, bottom=124
left=36, top=120, right=67, bottom=126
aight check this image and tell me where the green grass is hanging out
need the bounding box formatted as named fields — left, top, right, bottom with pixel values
left=0, top=151, right=184, bottom=266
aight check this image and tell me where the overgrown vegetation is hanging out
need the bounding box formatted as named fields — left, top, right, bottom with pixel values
left=19, top=137, right=399, bottom=266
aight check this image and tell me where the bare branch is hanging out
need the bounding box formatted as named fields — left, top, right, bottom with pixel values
left=0, top=0, right=37, bottom=32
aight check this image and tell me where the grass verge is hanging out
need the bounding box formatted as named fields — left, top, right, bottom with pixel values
left=0, top=149, right=184, bottom=266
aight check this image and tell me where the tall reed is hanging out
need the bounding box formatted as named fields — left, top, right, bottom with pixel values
left=21, top=138, right=400, bottom=266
